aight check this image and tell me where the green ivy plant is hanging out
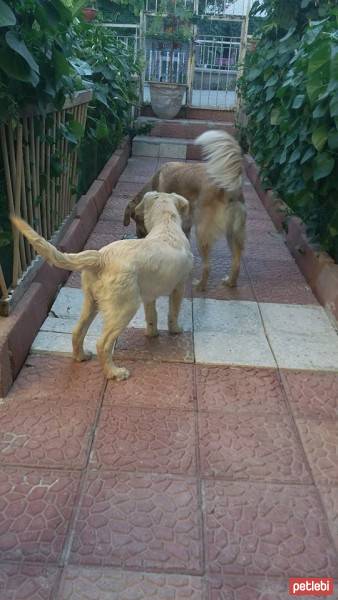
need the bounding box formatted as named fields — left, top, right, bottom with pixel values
left=241, top=0, right=338, bottom=260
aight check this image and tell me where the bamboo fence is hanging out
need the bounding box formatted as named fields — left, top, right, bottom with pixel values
left=0, top=90, right=92, bottom=315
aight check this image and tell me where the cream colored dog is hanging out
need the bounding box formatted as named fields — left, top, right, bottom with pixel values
left=124, top=130, right=246, bottom=290
left=11, top=192, right=193, bottom=381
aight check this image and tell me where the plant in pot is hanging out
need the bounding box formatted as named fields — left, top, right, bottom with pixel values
left=82, top=1, right=98, bottom=21
left=147, top=0, right=193, bottom=119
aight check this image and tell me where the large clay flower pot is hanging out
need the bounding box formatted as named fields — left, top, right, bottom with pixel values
left=82, top=7, right=97, bottom=21
left=149, top=82, right=186, bottom=119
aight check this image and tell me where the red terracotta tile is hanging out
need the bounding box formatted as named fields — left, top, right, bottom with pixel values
left=244, top=240, right=292, bottom=262
left=6, top=355, right=105, bottom=406
left=0, top=398, right=97, bottom=469
left=319, top=486, right=338, bottom=552
left=296, top=419, right=338, bottom=485
left=119, top=158, right=158, bottom=183
left=208, top=575, right=288, bottom=600
left=198, top=413, right=311, bottom=483
left=103, top=361, right=195, bottom=410
left=196, top=366, right=286, bottom=414
left=84, top=232, right=119, bottom=251
left=203, top=480, right=338, bottom=577
left=281, top=371, right=338, bottom=419
left=59, top=566, right=204, bottom=599
left=91, top=407, right=196, bottom=475
left=245, top=258, right=317, bottom=304
left=115, top=329, right=194, bottom=363
left=0, top=468, right=80, bottom=562
left=114, top=180, right=146, bottom=195
left=100, top=193, right=133, bottom=223
left=70, top=471, right=202, bottom=572
left=0, top=562, right=59, bottom=600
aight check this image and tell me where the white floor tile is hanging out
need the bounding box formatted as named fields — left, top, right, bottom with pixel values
left=193, top=298, right=262, bottom=335
left=32, top=331, right=98, bottom=356
left=267, top=333, right=338, bottom=371
left=130, top=297, right=192, bottom=332
left=50, top=287, right=83, bottom=319
left=194, top=330, right=276, bottom=368
left=260, top=303, right=335, bottom=336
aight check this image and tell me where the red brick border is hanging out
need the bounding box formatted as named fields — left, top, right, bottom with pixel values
left=0, top=137, right=131, bottom=397
left=244, top=154, right=338, bottom=324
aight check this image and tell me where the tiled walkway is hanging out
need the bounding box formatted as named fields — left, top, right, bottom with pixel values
left=1, top=155, right=338, bottom=599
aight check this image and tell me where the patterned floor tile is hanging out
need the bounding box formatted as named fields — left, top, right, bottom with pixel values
left=196, top=366, right=286, bottom=414
left=203, top=480, right=338, bottom=577
left=198, top=413, right=311, bottom=483
left=91, top=407, right=196, bottom=475
left=296, top=419, right=338, bottom=485
left=115, top=329, right=194, bottom=363
left=5, top=355, right=104, bottom=406
left=58, top=566, right=204, bottom=600
left=208, top=575, right=289, bottom=600
left=318, top=486, right=338, bottom=551
left=0, top=468, right=80, bottom=562
left=103, top=361, right=195, bottom=410
left=0, top=398, right=96, bottom=469
left=245, top=259, right=317, bottom=305
left=70, top=471, right=202, bottom=571
left=0, top=562, right=59, bottom=600
left=281, top=370, right=338, bottom=419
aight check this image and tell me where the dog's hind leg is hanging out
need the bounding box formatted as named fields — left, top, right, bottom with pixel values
left=145, top=301, right=159, bottom=337
left=194, top=236, right=211, bottom=292
left=223, top=201, right=246, bottom=288
left=72, top=289, right=97, bottom=362
left=96, top=294, right=140, bottom=381
left=168, top=282, right=185, bottom=334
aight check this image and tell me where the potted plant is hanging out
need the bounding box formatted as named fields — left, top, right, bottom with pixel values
left=147, top=0, right=193, bottom=119
left=82, top=1, right=98, bottom=21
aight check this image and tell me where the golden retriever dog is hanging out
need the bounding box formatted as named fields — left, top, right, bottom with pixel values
left=11, top=192, right=193, bottom=381
left=124, top=130, right=246, bottom=290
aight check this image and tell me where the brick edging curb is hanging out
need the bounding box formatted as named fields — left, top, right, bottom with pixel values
left=244, top=154, right=338, bottom=325
left=0, top=137, right=131, bottom=397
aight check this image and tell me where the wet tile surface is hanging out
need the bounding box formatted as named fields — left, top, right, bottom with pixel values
left=70, top=471, right=202, bottom=572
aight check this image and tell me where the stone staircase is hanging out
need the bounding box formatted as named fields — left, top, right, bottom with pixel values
left=133, top=116, right=236, bottom=159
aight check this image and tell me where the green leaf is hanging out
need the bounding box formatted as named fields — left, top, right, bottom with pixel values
left=329, top=95, right=338, bottom=118
left=328, top=130, right=338, bottom=150
left=311, top=125, right=328, bottom=151
left=289, top=149, right=301, bottom=163
left=312, top=103, right=327, bottom=118
left=247, top=67, right=262, bottom=81
left=308, top=42, right=330, bottom=75
left=301, top=147, right=316, bottom=164
left=313, top=153, right=335, bottom=181
left=265, top=74, right=278, bottom=87
left=270, top=108, right=280, bottom=125
left=53, top=49, right=71, bottom=78
left=5, top=31, right=39, bottom=74
left=0, top=47, right=39, bottom=85
left=0, top=0, right=15, bottom=27
left=292, top=95, right=305, bottom=109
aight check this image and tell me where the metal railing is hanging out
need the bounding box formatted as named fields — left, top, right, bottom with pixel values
left=145, top=0, right=251, bottom=16
left=145, top=48, right=189, bottom=84
left=0, top=91, right=92, bottom=314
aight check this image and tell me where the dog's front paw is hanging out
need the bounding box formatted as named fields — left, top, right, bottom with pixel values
left=107, top=367, right=130, bottom=381
left=146, top=327, right=159, bottom=338
left=169, top=324, right=183, bottom=335
left=222, top=276, right=236, bottom=288
left=74, top=350, right=93, bottom=362
left=193, top=278, right=206, bottom=292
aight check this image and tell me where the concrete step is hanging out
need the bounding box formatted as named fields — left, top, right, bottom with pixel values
left=137, top=116, right=236, bottom=140
left=132, top=135, right=202, bottom=160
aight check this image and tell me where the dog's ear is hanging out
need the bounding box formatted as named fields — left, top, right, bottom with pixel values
left=172, top=193, right=190, bottom=217
left=135, top=191, right=159, bottom=217
left=123, top=204, right=132, bottom=226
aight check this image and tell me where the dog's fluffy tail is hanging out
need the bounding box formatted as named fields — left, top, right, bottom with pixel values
left=195, top=130, right=242, bottom=193
left=11, top=216, right=101, bottom=272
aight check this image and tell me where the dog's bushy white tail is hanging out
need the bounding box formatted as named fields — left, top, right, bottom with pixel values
left=195, top=130, right=242, bottom=192
left=11, top=216, right=101, bottom=272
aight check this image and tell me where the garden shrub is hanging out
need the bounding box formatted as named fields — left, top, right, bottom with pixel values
left=241, top=0, right=338, bottom=261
